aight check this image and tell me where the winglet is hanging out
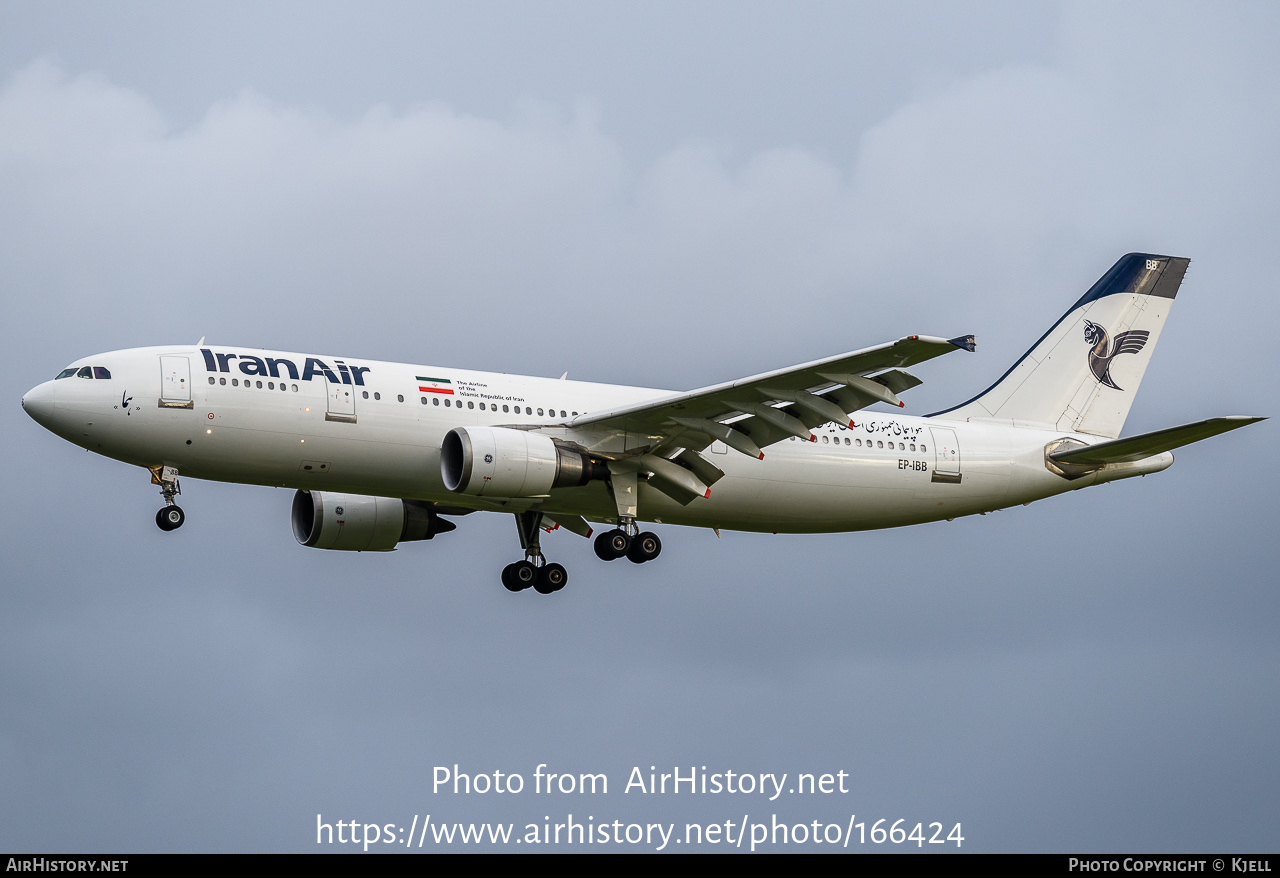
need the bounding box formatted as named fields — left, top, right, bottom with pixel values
left=948, top=334, right=976, bottom=352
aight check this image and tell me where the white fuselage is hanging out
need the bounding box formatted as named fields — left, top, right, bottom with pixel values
left=22, top=345, right=1171, bottom=534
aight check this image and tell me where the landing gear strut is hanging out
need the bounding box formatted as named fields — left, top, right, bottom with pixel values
left=502, top=511, right=568, bottom=595
left=150, top=465, right=185, bottom=532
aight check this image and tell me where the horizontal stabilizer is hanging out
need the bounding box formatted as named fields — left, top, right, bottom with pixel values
left=1049, top=416, right=1264, bottom=466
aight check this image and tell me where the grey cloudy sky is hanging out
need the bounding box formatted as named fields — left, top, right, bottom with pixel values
left=2, top=1, right=1276, bottom=853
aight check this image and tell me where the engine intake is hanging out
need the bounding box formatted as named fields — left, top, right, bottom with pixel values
left=291, top=490, right=455, bottom=551
left=441, top=426, right=607, bottom=497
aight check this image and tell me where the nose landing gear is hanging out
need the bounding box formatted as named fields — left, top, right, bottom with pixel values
left=149, top=464, right=185, bottom=531
left=156, top=505, right=185, bottom=531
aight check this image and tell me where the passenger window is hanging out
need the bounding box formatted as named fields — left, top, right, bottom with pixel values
left=232, top=379, right=239, bottom=386
left=537, top=408, right=544, bottom=416
left=268, top=382, right=275, bottom=390
left=468, top=401, right=474, bottom=409
left=219, top=377, right=226, bottom=385
left=374, top=392, right=380, bottom=400
left=362, top=391, right=368, bottom=399
left=421, top=397, right=427, bottom=405
left=208, top=377, right=215, bottom=385
left=397, top=394, right=403, bottom=402
left=526, top=407, right=532, bottom=415
left=433, top=398, right=440, bottom=406
left=503, top=405, right=509, bottom=413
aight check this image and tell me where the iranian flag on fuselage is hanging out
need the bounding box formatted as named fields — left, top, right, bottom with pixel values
left=416, top=376, right=454, bottom=395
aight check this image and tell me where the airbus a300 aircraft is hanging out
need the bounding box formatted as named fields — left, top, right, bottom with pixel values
left=22, top=253, right=1261, bottom=595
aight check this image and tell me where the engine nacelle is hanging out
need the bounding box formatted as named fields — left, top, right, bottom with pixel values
left=291, top=490, right=455, bottom=551
left=440, top=426, right=606, bottom=497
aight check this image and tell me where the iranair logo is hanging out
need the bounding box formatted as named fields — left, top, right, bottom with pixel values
left=1083, top=320, right=1149, bottom=391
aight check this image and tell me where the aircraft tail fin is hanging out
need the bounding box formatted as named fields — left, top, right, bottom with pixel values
left=931, top=253, right=1189, bottom=438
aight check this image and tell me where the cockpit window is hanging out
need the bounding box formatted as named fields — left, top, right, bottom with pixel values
left=93, top=367, right=111, bottom=379
left=55, top=368, right=76, bottom=379
left=76, top=367, right=93, bottom=379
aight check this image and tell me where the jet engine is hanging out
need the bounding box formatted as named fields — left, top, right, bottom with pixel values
left=291, top=490, right=456, bottom=551
left=440, top=426, right=607, bottom=497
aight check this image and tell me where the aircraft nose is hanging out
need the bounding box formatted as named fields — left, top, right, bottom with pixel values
left=21, top=380, right=59, bottom=430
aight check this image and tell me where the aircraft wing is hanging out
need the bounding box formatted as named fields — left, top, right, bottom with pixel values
left=567, top=334, right=975, bottom=470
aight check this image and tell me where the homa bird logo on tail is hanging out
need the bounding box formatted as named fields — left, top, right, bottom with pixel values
left=1083, top=320, right=1149, bottom=391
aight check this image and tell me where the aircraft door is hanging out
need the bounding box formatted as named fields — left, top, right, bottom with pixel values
left=159, top=356, right=193, bottom=408
left=325, top=377, right=356, bottom=423
left=929, top=426, right=961, bottom=484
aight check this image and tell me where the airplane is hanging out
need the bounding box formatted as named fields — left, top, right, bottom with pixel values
left=21, top=253, right=1262, bottom=595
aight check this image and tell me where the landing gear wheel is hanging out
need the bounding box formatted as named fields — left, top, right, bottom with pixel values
left=626, top=531, right=662, bottom=564
left=594, top=528, right=630, bottom=560
left=594, top=532, right=614, bottom=560
left=503, top=560, right=537, bottom=591
left=156, top=505, right=185, bottom=531
left=535, top=563, right=568, bottom=594
left=501, top=563, right=526, bottom=592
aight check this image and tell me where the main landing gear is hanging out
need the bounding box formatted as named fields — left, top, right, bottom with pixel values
left=593, top=518, right=661, bottom=564
left=501, top=463, right=667, bottom=593
left=151, top=465, right=185, bottom=532
left=502, top=511, right=567, bottom=595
